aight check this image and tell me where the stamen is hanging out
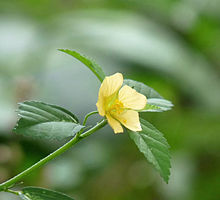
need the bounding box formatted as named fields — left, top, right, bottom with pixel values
left=108, top=99, right=124, bottom=115
left=122, top=119, right=127, bottom=124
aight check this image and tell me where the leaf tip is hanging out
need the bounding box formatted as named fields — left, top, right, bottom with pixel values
left=57, top=48, right=65, bottom=52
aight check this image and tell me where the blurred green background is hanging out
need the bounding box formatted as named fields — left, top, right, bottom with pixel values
left=0, top=0, right=220, bottom=199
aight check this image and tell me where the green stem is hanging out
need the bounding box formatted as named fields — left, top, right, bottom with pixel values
left=81, top=119, right=107, bottom=138
left=0, top=119, right=107, bottom=191
left=5, top=189, right=21, bottom=196
left=82, top=111, right=99, bottom=126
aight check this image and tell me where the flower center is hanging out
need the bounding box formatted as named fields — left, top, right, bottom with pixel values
left=108, top=99, right=125, bottom=115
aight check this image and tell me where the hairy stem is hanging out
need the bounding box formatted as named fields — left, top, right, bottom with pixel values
left=0, top=119, right=107, bottom=191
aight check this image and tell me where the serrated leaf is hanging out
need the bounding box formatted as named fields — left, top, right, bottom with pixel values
left=142, top=98, right=173, bottom=112
left=143, top=104, right=162, bottom=112
left=128, top=118, right=171, bottom=183
left=14, top=101, right=84, bottom=140
left=124, top=79, right=163, bottom=99
left=20, top=187, right=74, bottom=200
left=124, top=79, right=173, bottom=112
left=58, top=49, right=105, bottom=82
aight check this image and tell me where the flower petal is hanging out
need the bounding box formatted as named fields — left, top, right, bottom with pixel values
left=96, top=96, right=105, bottom=116
left=96, top=73, right=123, bottom=116
left=119, top=85, right=147, bottom=110
left=114, top=110, right=142, bottom=132
left=106, top=114, right=123, bottom=134
left=99, top=73, right=123, bottom=98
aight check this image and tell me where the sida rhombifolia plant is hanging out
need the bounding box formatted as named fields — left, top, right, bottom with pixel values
left=0, top=49, right=173, bottom=199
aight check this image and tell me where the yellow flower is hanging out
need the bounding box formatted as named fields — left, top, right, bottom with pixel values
left=96, top=73, right=147, bottom=133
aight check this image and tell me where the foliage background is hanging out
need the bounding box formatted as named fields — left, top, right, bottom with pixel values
left=0, top=0, right=220, bottom=199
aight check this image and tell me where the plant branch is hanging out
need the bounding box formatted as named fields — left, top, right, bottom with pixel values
left=0, top=119, right=107, bottom=191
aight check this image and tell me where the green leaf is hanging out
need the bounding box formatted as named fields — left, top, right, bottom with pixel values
left=128, top=118, right=171, bottom=183
left=58, top=49, right=105, bottom=82
left=143, top=104, right=162, bottom=112
left=142, top=98, right=173, bottom=112
left=124, top=79, right=173, bottom=112
left=20, top=187, right=74, bottom=200
left=124, top=79, right=163, bottom=98
left=14, top=101, right=84, bottom=140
